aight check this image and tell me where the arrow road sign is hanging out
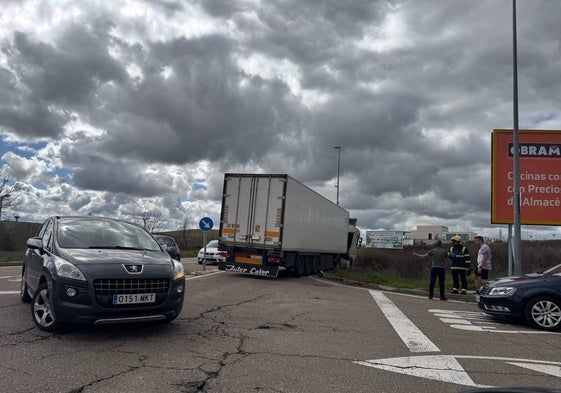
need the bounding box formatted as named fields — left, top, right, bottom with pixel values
left=199, top=217, right=213, bottom=232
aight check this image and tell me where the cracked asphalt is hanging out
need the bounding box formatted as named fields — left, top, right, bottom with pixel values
left=1, top=261, right=561, bottom=392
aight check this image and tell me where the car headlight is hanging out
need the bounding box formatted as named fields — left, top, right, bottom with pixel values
left=54, top=257, right=86, bottom=281
left=488, top=287, right=517, bottom=296
left=173, top=260, right=185, bottom=280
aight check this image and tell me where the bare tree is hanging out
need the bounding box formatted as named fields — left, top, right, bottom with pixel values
left=139, top=210, right=166, bottom=233
left=0, top=169, right=22, bottom=221
left=181, top=218, right=189, bottom=244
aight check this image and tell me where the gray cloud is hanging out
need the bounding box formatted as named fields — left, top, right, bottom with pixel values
left=1, top=0, right=561, bottom=237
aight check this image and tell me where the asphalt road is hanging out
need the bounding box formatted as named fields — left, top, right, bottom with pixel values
left=1, top=260, right=560, bottom=393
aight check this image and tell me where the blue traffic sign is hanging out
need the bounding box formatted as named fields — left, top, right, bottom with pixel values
left=199, top=217, right=214, bottom=232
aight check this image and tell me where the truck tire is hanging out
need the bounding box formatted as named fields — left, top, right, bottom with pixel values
left=294, top=256, right=305, bottom=277
left=311, top=257, right=320, bottom=275
left=304, top=257, right=312, bottom=276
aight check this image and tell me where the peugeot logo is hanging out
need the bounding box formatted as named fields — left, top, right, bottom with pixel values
left=123, top=264, right=143, bottom=274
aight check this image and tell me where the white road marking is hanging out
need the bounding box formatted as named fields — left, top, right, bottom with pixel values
left=355, top=355, right=492, bottom=388
left=185, top=271, right=224, bottom=280
left=0, top=276, right=19, bottom=279
left=0, top=291, right=19, bottom=295
left=311, top=277, right=560, bottom=386
left=429, top=309, right=558, bottom=334
left=369, top=290, right=440, bottom=353
left=507, top=362, right=561, bottom=378
left=356, top=355, right=561, bottom=388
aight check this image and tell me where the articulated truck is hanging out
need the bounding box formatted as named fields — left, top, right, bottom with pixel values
left=218, top=173, right=360, bottom=278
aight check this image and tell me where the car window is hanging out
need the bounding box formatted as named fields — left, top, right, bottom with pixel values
left=158, top=236, right=175, bottom=247
left=207, top=240, right=218, bottom=247
left=57, top=218, right=161, bottom=251
left=41, top=219, right=54, bottom=251
left=37, top=219, right=49, bottom=238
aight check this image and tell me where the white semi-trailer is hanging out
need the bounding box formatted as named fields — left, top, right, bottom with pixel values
left=218, top=173, right=360, bottom=277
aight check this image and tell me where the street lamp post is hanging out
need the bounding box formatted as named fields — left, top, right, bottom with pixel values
left=333, top=146, right=341, bottom=205
left=511, top=0, right=522, bottom=276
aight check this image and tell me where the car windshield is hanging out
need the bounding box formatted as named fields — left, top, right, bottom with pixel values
left=57, top=217, right=162, bottom=251
left=207, top=240, right=218, bottom=248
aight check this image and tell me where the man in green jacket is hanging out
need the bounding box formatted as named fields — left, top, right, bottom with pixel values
left=413, top=240, right=448, bottom=301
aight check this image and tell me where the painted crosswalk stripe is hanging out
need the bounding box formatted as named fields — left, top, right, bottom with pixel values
left=369, top=290, right=440, bottom=353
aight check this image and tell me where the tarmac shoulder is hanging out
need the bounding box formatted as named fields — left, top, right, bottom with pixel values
left=319, top=271, right=476, bottom=303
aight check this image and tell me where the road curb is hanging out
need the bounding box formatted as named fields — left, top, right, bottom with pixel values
left=0, top=261, right=22, bottom=267
left=319, top=271, right=477, bottom=303
left=188, top=268, right=220, bottom=276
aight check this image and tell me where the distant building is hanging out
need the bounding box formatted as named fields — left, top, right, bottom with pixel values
left=406, top=226, right=449, bottom=241
left=404, top=226, right=476, bottom=245
left=444, top=232, right=477, bottom=242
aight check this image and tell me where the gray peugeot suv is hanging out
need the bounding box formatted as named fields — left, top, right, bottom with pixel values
left=21, top=216, right=186, bottom=332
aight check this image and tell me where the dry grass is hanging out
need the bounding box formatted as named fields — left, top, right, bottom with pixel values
left=354, top=240, right=561, bottom=280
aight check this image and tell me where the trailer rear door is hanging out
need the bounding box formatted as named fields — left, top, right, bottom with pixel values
left=220, top=174, right=285, bottom=248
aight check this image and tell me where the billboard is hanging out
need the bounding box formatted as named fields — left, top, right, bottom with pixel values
left=365, top=231, right=404, bottom=249
left=492, top=129, right=561, bottom=225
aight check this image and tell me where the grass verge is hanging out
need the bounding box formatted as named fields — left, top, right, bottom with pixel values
left=328, top=267, right=478, bottom=292
left=0, top=251, right=25, bottom=263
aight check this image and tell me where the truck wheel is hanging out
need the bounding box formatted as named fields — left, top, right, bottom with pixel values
left=311, top=257, right=320, bottom=275
left=303, top=257, right=312, bottom=276
left=294, top=256, right=305, bottom=277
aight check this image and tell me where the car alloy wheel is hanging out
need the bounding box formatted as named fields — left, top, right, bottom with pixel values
left=524, top=296, right=561, bottom=332
left=32, top=283, right=61, bottom=332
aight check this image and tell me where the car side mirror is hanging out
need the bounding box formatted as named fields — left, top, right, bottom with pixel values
left=26, top=237, right=44, bottom=251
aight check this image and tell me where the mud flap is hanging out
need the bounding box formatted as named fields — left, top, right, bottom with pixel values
left=218, top=262, right=279, bottom=278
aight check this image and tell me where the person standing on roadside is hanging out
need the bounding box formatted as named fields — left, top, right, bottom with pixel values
left=413, top=240, right=448, bottom=300
left=448, top=235, right=471, bottom=294
left=473, top=235, right=492, bottom=291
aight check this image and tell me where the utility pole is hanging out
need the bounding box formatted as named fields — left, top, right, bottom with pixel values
left=512, top=0, right=522, bottom=275
left=333, top=146, right=341, bottom=205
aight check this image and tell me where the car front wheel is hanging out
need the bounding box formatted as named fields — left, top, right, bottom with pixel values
left=524, top=296, right=561, bottom=332
left=32, top=283, right=63, bottom=332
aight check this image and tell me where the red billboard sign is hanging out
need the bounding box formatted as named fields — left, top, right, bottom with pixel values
left=492, top=129, right=561, bottom=225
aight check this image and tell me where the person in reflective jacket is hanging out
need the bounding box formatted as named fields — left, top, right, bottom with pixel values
left=448, top=235, right=471, bottom=294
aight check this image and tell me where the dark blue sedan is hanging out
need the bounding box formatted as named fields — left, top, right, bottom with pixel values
left=476, top=263, right=561, bottom=332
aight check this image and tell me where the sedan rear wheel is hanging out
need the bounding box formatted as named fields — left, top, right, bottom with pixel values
left=32, top=283, right=62, bottom=332
left=524, top=296, right=561, bottom=332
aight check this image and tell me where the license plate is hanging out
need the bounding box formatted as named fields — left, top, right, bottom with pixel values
left=113, top=293, right=156, bottom=305
left=475, top=294, right=480, bottom=303
left=235, top=252, right=262, bottom=265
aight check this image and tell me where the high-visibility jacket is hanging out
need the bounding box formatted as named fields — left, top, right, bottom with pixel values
left=449, top=244, right=471, bottom=270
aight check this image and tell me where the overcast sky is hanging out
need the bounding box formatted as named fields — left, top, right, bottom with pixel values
left=1, top=0, right=560, bottom=239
